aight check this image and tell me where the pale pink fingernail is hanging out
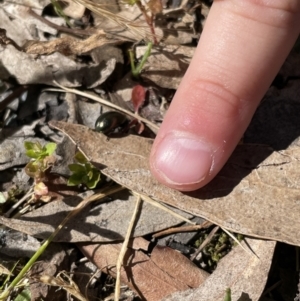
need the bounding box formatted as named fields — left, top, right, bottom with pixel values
left=152, top=132, right=213, bottom=185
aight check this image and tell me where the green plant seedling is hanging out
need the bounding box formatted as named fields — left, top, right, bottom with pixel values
left=24, top=141, right=56, bottom=182
left=24, top=141, right=57, bottom=181
left=129, top=41, right=153, bottom=78
left=50, top=0, right=72, bottom=27
left=24, top=141, right=56, bottom=161
left=68, top=152, right=101, bottom=189
left=224, top=288, right=231, bottom=301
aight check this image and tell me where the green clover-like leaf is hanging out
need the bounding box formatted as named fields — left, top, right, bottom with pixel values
left=67, top=173, right=85, bottom=186
left=44, top=142, right=57, bottom=156
left=68, top=163, right=86, bottom=173
left=25, top=149, right=41, bottom=159
left=85, top=169, right=101, bottom=189
left=74, top=152, right=88, bottom=164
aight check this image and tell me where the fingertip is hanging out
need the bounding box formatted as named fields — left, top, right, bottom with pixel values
left=150, top=131, right=216, bottom=191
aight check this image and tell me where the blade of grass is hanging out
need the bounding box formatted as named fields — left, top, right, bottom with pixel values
left=221, top=227, right=259, bottom=259
left=129, top=42, right=153, bottom=78
left=0, top=186, right=125, bottom=300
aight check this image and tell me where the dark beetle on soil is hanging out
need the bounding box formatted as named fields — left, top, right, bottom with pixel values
left=95, top=111, right=128, bottom=134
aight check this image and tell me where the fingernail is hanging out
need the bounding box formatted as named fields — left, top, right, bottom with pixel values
left=152, top=132, right=213, bottom=185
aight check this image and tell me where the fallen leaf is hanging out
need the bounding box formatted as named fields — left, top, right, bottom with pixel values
left=23, top=31, right=120, bottom=55
left=0, top=45, right=116, bottom=87
left=79, top=237, right=209, bottom=301
left=163, top=238, right=276, bottom=301
left=136, top=45, right=195, bottom=89
left=49, top=121, right=300, bottom=246
left=0, top=3, right=63, bottom=46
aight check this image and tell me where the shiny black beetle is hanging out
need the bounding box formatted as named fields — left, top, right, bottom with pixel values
left=95, top=111, right=128, bottom=134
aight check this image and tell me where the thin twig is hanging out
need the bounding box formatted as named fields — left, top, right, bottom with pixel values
left=4, top=187, right=34, bottom=218
left=152, top=221, right=213, bottom=238
left=115, top=194, right=142, bottom=301
left=135, top=1, right=157, bottom=44
left=0, top=85, right=28, bottom=113
left=47, top=83, right=160, bottom=133
left=27, top=9, right=96, bottom=37
left=190, top=226, right=220, bottom=261
left=221, top=227, right=259, bottom=259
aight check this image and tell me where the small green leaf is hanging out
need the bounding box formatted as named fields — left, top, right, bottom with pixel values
left=86, top=170, right=101, bottom=189
left=87, top=170, right=94, bottom=180
left=14, top=287, right=31, bottom=301
left=68, top=157, right=101, bottom=189
left=67, top=174, right=84, bottom=186
left=44, top=142, right=57, bottom=156
left=68, top=164, right=86, bottom=173
left=224, top=288, right=231, bottom=301
left=25, top=149, right=40, bottom=159
left=24, top=141, right=41, bottom=152
left=24, top=161, right=42, bottom=178
left=74, top=152, right=87, bottom=164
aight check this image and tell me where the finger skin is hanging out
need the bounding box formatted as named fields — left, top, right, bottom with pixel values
left=150, top=0, right=300, bottom=191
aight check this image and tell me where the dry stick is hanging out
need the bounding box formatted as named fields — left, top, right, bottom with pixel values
left=47, top=83, right=160, bottom=133
left=152, top=221, right=213, bottom=238
left=190, top=226, right=220, bottom=261
left=115, top=194, right=142, bottom=301
left=4, top=187, right=34, bottom=218
left=135, top=1, right=157, bottom=44
left=27, top=9, right=96, bottom=37
left=0, top=85, right=28, bottom=113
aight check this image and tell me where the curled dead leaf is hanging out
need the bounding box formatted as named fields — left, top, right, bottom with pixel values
left=23, top=31, right=122, bottom=56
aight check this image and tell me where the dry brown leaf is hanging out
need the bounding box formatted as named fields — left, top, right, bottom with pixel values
left=0, top=44, right=116, bottom=87
left=49, top=121, right=300, bottom=246
left=23, top=31, right=120, bottom=55
left=0, top=2, right=63, bottom=46
left=79, top=237, right=209, bottom=301
left=136, top=45, right=195, bottom=89
left=37, top=272, right=86, bottom=301
left=163, top=238, right=276, bottom=301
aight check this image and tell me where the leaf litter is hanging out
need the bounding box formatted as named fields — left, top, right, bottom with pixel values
left=0, top=0, right=300, bottom=300
left=48, top=120, right=300, bottom=246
